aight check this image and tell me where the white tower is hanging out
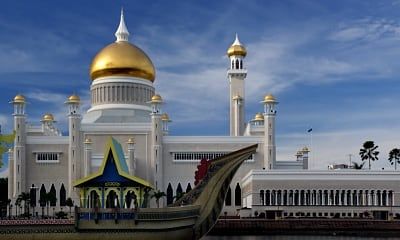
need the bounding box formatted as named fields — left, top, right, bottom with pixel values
left=83, top=138, right=92, bottom=176
left=227, top=34, right=247, bottom=136
left=262, top=94, right=278, bottom=169
left=161, top=113, right=171, bottom=135
left=150, top=94, right=164, bottom=193
left=10, top=94, right=26, bottom=199
left=127, top=137, right=136, bottom=175
left=65, top=94, right=81, bottom=199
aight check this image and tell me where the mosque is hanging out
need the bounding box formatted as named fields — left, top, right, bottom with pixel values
left=7, top=10, right=400, bottom=219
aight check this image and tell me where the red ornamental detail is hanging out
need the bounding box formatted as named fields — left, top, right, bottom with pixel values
left=194, top=158, right=210, bottom=185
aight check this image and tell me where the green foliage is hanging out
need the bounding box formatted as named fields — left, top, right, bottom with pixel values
left=359, top=141, right=379, bottom=170
left=388, top=148, right=400, bottom=170
left=151, top=190, right=166, bottom=208
left=0, top=131, right=15, bottom=168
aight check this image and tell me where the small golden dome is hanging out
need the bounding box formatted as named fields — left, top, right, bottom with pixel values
left=151, top=94, right=163, bottom=103
left=41, top=113, right=55, bottom=122
left=262, top=94, right=277, bottom=103
left=90, top=41, right=155, bottom=82
left=67, top=94, right=80, bottom=103
left=127, top=137, right=135, bottom=144
left=253, top=113, right=264, bottom=121
left=227, top=34, right=247, bottom=57
left=13, top=94, right=26, bottom=103
left=84, top=138, right=92, bottom=144
left=161, top=113, right=171, bottom=122
left=232, top=95, right=242, bottom=101
left=302, top=146, right=310, bottom=152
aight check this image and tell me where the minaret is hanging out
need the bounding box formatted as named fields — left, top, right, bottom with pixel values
left=127, top=138, right=136, bottom=175
left=262, top=94, right=278, bottom=169
left=10, top=94, right=26, bottom=198
left=65, top=94, right=81, bottom=198
left=227, top=34, right=247, bottom=136
left=83, top=138, right=92, bottom=176
left=150, top=94, right=163, bottom=193
left=161, top=113, right=171, bottom=135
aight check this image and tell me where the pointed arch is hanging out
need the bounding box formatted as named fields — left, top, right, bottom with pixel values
left=234, top=183, right=241, bottom=206
left=231, top=60, right=234, bottom=69
left=176, top=183, right=183, bottom=196
left=30, top=184, right=37, bottom=207
left=59, top=184, right=66, bottom=206
left=240, top=60, right=243, bottom=69
left=225, top=186, right=232, bottom=206
left=167, top=183, right=173, bottom=205
left=39, top=184, right=46, bottom=207
left=49, top=184, right=57, bottom=206
left=186, top=183, right=192, bottom=193
left=235, top=59, right=239, bottom=69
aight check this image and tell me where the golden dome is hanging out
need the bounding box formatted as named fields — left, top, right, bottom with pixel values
left=302, top=146, right=310, bottom=152
left=253, top=113, right=264, bottom=121
left=227, top=34, right=247, bottom=57
left=151, top=94, right=163, bottom=103
left=67, top=94, right=80, bottom=103
left=161, top=113, right=171, bottom=122
left=41, top=113, right=55, bottom=122
left=90, top=41, right=155, bottom=82
left=13, top=94, right=25, bottom=103
left=262, top=94, right=277, bottom=103
left=84, top=138, right=92, bottom=144
left=127, top=137, right=135, bottom=144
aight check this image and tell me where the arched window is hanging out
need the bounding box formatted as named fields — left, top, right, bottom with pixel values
left=240, top=60, right=243, bottom=69
left=49, top=184, right=57, bottom=206
left=167, top=183, right=173, bottom=205
left=186, top=183, right=192, bottom=193
left=106, top=190, right=119, bottom=208
left=176, top=183, right=183, bottom=197
left=260, top=190, right=264, bottom=205
left=225, top=187, right=232, bottom=206
left=234, top=183, right=241, bottom=206
left=231, top=60, right=234, bottom=69
left=59, top=184, right=66, bottom=206
left=39, top=184, right=46, bottom=207
left=235, top=59, right=239, bottom=69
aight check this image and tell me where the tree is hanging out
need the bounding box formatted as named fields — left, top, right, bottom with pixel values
left=0, top=130, right=15, bottom=168
left=388, top=148, right=400, bottom=170
left=359, top=141, right=379, bottom=170
left=151, top=190, right=166, bottom=208
left=66, top=198, right=74, bottom=217
left=46, top=192, right=57, bottom=217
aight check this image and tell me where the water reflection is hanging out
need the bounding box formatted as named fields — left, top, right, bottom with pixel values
left=203, top=236, right=400, bottom=240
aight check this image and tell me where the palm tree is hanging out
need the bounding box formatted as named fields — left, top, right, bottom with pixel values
left=151, top=190, right=166, bottom=208
left=15, top=197, right=21, bottom=217
left=359, top=141, right=379, bottom=170
left=352, top=162, right=365, bottom=170
left=388, top=148, right=400, bottom=170
left=45, top=192, right=57, bottom=217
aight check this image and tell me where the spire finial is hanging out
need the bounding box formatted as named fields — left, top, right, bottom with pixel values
left=233, top=33, right=242, bottom=46
left=115, top=8, right=130, bottom=42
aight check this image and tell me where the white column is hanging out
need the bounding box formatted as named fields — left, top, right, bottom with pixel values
left=386, top=191, right=389, bottom=206
left=343, top=191, right=347, bottom=206
left=269, top=191, right=272, bottom=205
left=84, top=139, right=92, bottom=176
left=350, top=192, right=353, bottom=206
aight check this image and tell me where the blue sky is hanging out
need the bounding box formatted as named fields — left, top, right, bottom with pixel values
left=1, top=0, right=400, bottom=174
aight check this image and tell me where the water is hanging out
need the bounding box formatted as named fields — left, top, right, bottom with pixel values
left=203, top=236, right=400, bottom=240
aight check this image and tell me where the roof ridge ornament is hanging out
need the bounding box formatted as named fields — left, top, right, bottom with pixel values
left=115, top=8, right=130, bottom=42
